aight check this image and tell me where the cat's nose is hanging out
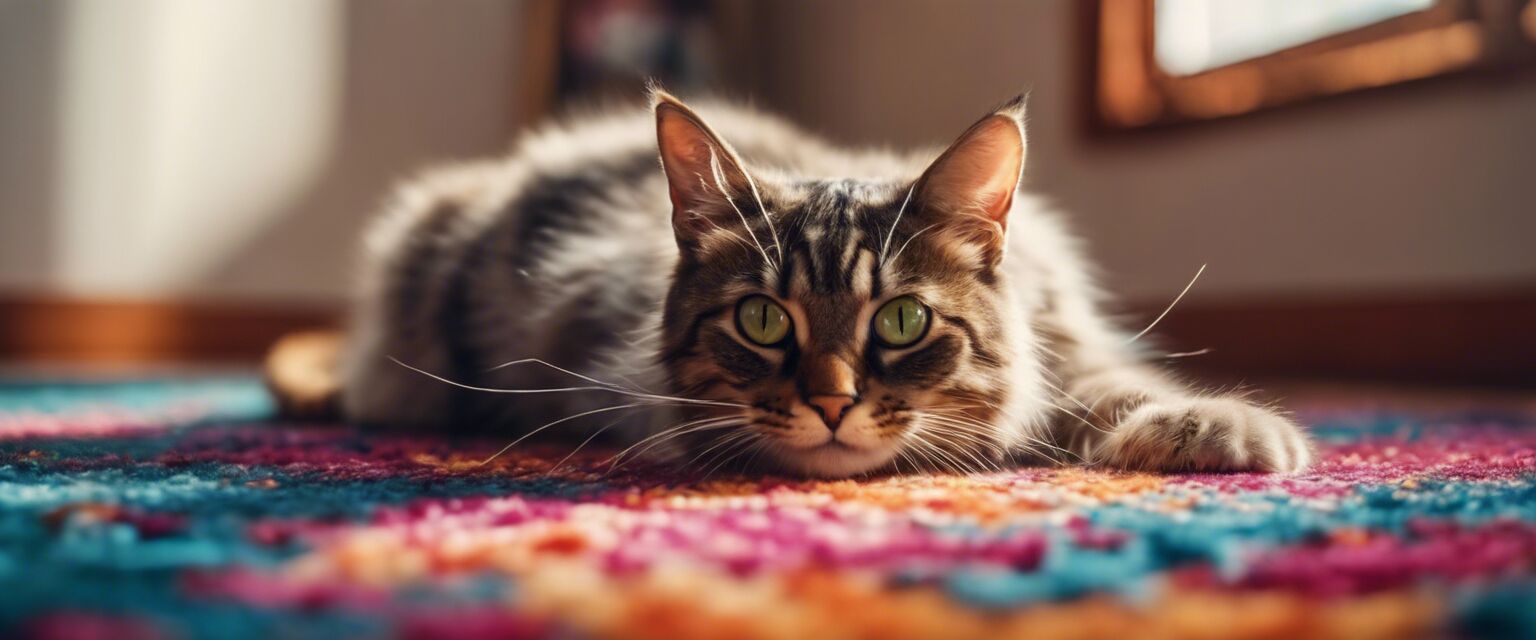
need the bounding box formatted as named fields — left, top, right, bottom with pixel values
left=808, top=394, right=857, bottom=431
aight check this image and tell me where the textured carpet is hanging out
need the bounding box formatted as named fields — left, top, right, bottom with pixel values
left=1, top=378, right=1534, bottom=639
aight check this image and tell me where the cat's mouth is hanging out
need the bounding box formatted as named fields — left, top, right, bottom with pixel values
left=784, top=431, right=866, bottom=452
left=769, top=437, right=897, bottom=478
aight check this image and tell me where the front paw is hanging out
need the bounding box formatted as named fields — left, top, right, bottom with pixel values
left=1091, top=397, right=1312, bottom=472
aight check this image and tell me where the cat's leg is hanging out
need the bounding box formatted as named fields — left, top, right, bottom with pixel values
left=1034, top=296, right=1313, bottom=473
left=1057, top=362, right=1313, bottom=472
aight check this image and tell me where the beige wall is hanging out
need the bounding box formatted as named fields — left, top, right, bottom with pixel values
left=739, top=0, right=1536, bottom=300
left=0, top=0, right=525, bottom=303
left=3, top=0, right=1530, bottom=305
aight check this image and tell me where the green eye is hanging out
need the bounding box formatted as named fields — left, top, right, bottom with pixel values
left=873, top=296, right=930, bottom=348
left=736, top=295, right=792, bottom=346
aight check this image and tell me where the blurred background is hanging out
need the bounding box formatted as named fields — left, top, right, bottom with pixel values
left=2, top=0, right=1533, bottom=387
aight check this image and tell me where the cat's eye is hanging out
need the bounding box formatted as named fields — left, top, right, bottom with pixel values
left=736, top=295, right=792, bottom=346
left=872, top=296, right=930, bottom=348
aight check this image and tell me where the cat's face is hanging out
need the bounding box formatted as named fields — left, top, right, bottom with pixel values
left=654, top=92, right=1029, bottom=478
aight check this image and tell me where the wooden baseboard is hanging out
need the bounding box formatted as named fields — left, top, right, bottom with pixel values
left=1127, top=289, right=1536, bottom=388
left=0, top=294, right=340, bottom=365
left=2, top=290, right=1532, bottom=387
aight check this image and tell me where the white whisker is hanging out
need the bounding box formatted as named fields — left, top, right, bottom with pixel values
left=1034, top=378, right=1111, bottom=430
left=392, top=357, right=747, bottom=408
left=734, top=438, right=772, bottom=475
left=916, top=417, right=1011, bottom=466
left=1125, top=263, right=1205, bottom=344
left=909, top=431, right=969, bottom=475
left=607, top=416, right=746, bottom=467
left=484, top=357, right=625, bottom=388
left=480, top=401, right=652, bottom=466
left=736, top=159, right=783, bottom=263
left=924, top=406, right=1079, bottom=462
left=894, top=447, right=922, bottom=474
left=878, top=184, right=917, bottom=267
left=683, top=430, right=755, bottom=470
left=708, top=151, right=777, bottom=269
left=700, top=433, right=763, bottom=479
left=550, top=406, right=652, bottom=472
left=887, top=222, right=941, bottom=267
left=916, top=425, right=1002, bottom=472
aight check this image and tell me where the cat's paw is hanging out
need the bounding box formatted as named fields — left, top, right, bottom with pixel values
left=1091, top=397, right=1312, bottom=473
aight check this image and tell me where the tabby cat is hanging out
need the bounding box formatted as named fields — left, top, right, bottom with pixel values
left=313, top=90, right=1312, bottom=478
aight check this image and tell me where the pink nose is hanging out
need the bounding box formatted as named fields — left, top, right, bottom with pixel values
left=808, top=395, right=857, bottom=431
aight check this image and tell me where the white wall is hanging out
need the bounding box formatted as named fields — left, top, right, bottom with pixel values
left=744, top=0, right=1536, bottom=300
left=0, top=0, right=525, bottom=303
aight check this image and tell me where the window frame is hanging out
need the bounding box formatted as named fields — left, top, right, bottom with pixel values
left=1090, top=0, right=1536, bottom=130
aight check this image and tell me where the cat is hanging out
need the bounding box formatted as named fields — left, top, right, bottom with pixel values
left=297, top=89, right=1312, bottom=478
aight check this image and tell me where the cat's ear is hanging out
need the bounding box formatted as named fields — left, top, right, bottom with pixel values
left=912, top=95, right=1026, bottom=265
left=653, top=91, right=758, bottom=250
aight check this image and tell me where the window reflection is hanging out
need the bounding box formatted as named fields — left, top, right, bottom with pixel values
left=1154, top=0, right=1436, bottom=75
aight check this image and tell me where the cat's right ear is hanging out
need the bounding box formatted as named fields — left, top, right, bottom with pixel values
left=654, top=91, right=758, bottom=250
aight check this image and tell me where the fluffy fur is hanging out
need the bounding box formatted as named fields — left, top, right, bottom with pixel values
left=332, top=91, right=1313, bottom=478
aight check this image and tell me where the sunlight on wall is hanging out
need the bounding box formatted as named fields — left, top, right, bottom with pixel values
left=54, top=0, right=342, bottom=297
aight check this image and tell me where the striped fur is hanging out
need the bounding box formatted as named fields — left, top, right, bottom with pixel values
left=338, top=92, right=1312, bottom=478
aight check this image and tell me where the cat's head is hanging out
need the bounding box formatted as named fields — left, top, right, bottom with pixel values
left=655, top=92, right=1032, bottom=478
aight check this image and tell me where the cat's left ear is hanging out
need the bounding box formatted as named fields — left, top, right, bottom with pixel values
left=912, top=95, right=1026, bottom=266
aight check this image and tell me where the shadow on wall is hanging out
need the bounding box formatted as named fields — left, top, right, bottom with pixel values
left=0, top=1, right=62, bottom=288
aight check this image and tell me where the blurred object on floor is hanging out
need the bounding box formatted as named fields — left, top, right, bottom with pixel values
left=263, top=330, right=343, bottom=420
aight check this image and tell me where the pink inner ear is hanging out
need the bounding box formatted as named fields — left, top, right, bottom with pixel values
left=658, top=110, right=716, bottom=214
left=920, top=116, right=1024, bottom=224
left=657, top=105, right=747, bottom=212
left=658, top=111, right=708, bottom=179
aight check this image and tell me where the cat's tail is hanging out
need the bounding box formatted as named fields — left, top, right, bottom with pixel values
left=264, top=330, right=344, bottom=420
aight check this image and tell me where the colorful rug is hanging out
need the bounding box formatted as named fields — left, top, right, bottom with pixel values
left=1, top=378, right=1534, bottom=639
